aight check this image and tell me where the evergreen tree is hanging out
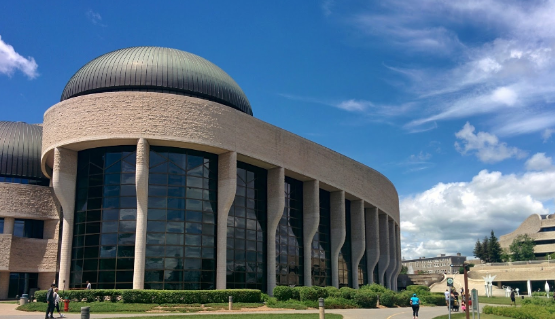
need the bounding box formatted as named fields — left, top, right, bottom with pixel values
left=488, top=230, right=503, bottom=262
left=473, top=239, right=483, bottom=260
left=482, top=236, right=490, bottom=262
left=509, top=234, right=536, bottom=261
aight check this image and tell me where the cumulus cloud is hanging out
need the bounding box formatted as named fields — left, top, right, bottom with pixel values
left=400, top=169, right=555, bottom=259
left=0, top=35, right=38, bottom=79
left=454, top=122, right=527, bottom=163
left=525, top=153, right=554, bottom=171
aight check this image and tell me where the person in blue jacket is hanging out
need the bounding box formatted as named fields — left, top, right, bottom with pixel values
left=410, top=293, right=420, bottom=319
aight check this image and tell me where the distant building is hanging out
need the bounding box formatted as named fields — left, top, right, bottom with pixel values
left=499, top=213, right=555, bottom=258
left=402, top=254, right=466, bottom=274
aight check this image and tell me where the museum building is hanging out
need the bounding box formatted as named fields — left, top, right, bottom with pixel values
left=0, top=47, right=401, bottom=298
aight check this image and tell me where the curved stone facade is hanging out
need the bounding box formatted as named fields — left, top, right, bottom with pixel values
left=499, top=213, right=555, bottom=258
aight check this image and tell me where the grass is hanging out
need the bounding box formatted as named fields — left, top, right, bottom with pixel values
left=17, top=301, right=265, bottom=313
left=101, top=315, right=343, bottom=319
left=433, top=314, right=509, bottom=319
left=477, top=296, right=520, bottom=305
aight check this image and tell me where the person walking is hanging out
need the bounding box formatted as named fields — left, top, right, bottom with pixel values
left=53, top=288, right=66, bottom=318
left=444, top=289, right=450, bottom=309
left=410, top=293, right=420, bottom=319
left=45, top=284, right=55, bottom=319
left=510, top=289, right=516, bottom=306
left=86, top=280, right=91, bottom=290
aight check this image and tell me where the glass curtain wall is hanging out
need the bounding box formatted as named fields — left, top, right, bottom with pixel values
left=8, top=273, right=38, bottom=298
left=13, top=219, right=44, bottom=239
left=311, top=189, right=331, bottom=286
left=338, top=199, right=352, bottom=287
left=144, top=147, right=217, bottom=290
left=226, top=162, right=267, bottom=290
left=71, top=146, right=137, bottom=289
left=276, top=177, right=303, bottom=286
left=0, top=176, right=49, bottom=186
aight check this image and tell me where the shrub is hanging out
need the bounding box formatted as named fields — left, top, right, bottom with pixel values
left=290, top=287, right=301, bottom=301
left=353, top=290, right=378, bottom=308
left=379, top=292, right=395, bottom=307
left=298, top=287, right=318, bottom=301
left=422, top=294, right=446, bottom=306
left=121, top=289, right=260, bottom=304
left=324, top=297, right=359, bottom=309
left=360, top=283, right=388, bottom=294
left=483, top=305, right=555, bottom=319
left=406, top=285, right=430, bottom=295
left=313, top=286, right=329, bottom=299
left=273, top=286, right=293, bottom=301
left=35, top=290, right=123, bottom=303
left=324, top=286, right=340, bottom=298
left=339, top=287, right=357, bottom=300
left=260, top=293, right=270, bottom=302
left=394, top=291, right=413, bottom=307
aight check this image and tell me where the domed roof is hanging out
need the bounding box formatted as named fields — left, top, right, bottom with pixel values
left=60, top=46, right=253, bottom=115
left=0, top=121, right=48, bottom=182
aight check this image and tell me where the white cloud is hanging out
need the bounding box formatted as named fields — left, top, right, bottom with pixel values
left=335, top=99, right=371, bottom=112
left=86, top=10, right=106, bottom=27
left=525, top=153, right=554, bottom=171
left=542, top=128, right=555, bottom=143
left=401, top=169, right=555, bottom=259
left=454, top=122, right=527, bottom=163
left=0, top=35, right=38, bottom=79
left=409, top=151, right=432, bottom=162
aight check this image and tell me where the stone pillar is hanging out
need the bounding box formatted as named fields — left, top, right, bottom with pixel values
left=350, top=200, right=365, bottom=289
left=385, top=218, right=396, bottom=289
left=3, top=217, right=14, bottom=235
left=52, top=147, right=78, bottom=289
left=216, top=151, right=237, bottom=289
left=377, top=212, right=389, bottom=286
left=365, top=207, right=379, bottom=284
left=133, top=138, right=149, bottom=289
left=0, top=272, right=9, bottom=299
left=330, top=191, right=345, bottom=288
left=303, top=180, right=319, bottom=287
left=266, top=167, right=284, bottom=296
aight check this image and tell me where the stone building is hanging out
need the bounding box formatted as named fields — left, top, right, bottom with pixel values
left=0, top=46, right=401, bottom=297
left=499, top=213, right=555, bottom=258
left=402, top=254, right=466, bottom=274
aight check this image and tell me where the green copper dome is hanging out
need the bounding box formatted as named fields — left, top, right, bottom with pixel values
left=61, top=46, right=252, bottom=115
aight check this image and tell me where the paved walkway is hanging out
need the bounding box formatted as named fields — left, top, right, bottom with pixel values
left=0, top=303, right=460, bottom=319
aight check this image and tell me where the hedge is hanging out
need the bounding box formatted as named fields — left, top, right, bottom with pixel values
left=273, top=286, right=293, bottom=301
left=339, top=287, right=357, bottom=300
left=422, top=294, right=446, bottom=306
left=353, top=290, right=378, bottom=308
left=36, top=289, right=261, bottom=304
left=484, top=305, right=555, bottom=319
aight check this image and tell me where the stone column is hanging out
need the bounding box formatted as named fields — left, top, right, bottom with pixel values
left=365, top=207, right=379, bottom=284
left=216, top=151, right=237, bottom=289
left=385, top=219, right=396, bottom=289
left=330, top=191, right=345, bottom=288
left=303, top=180, right=319, bottom=287
left=0, top=272, right=10, bottom=299
left=52, top=147, right=78, bottom=290
left=377, top=212, right=389, bottom=286
left=266, top=167, right=284, bottom=296
left=3, top=217, right=14, bottom=234
left=133, top=138, right=149, bottom=289
left=350, top=200, right=365, bottom=289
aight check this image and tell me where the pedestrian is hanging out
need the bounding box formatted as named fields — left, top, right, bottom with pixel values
left=45, top=284, right=55, bottom=319
left=86, top=280, right=91, bottom=290
left=53, top=288, right=66, bottom=318
left=444, top=289, right=450, bottom=308
left=410, top=293, right=420, bottom=319
left=461, top=301, right=466, bottom=312
left=510, top=289, right=516, bottom=306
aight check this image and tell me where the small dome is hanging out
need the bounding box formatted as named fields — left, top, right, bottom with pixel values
left=0, top=121, right=48, bottom=182
left=60, top=46, right=252, bottom=115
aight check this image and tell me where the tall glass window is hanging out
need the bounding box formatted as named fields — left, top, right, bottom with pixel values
left=8, top=273, right=38, bottom=298
left=13, top=219, right=44, bottom=239
left=338, top=199, right=352, bottom=287
left=276, top=177, right=303, bottom=286
left=0, top=218, right=4, bottom=233
left=226, top=162, right=267, bottom=290
left=312, top=189, right=331, bottom=286
left=358, top=252, right=368, bottom=286
left=144, top=147, right=217, bottom=290
left=0, top=175, right=49, bottom=186
left=71, top=146, right=137, bottom=289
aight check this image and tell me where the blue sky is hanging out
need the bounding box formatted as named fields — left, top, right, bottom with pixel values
left=2, top=0, right=555, bottom=260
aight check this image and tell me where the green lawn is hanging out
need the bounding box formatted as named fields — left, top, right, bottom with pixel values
left=433, top=314, right=509, bottom=319
left=477, top=296, right=520, bottom=305
left=17, top=302, right=265, bottom=313
left=101, top=315, right=342, bottom=319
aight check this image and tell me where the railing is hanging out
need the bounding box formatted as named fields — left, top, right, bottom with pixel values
left=473, top=260, right=551, bottom=267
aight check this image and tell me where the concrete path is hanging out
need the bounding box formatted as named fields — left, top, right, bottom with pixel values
left=0, top=303, right=457, bottom=319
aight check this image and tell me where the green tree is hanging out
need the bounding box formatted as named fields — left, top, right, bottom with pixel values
left=509, top=234, right=536, bottom=261
left=481, top=236, right=490, bottom=262
left=488, top=230, right=503, bottom=262
left=500, top=248, right=511, bottom=262
left=400, top=265, right=408, bottom=274
left=473, top=239, right=483, bottom=260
